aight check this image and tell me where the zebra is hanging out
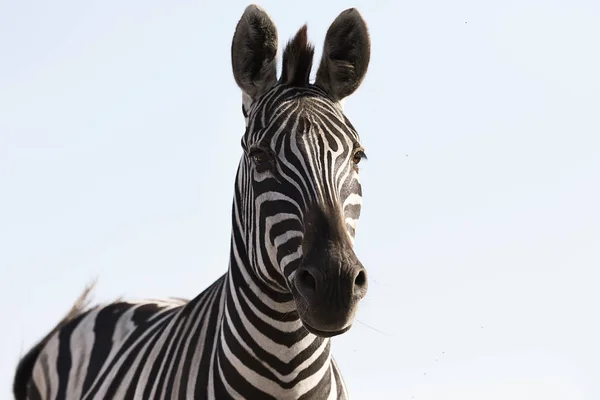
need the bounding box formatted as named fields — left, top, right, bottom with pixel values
left=14, top=4, right=371, bottom=399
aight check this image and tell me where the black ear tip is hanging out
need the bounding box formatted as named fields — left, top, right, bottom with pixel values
left=244, top=4, right=264, bottom=14
left=330, top=8, right=369, bottom=38
left=243, top=4, right=271, bottom=23
left=341, top=7, right=364, bottom=20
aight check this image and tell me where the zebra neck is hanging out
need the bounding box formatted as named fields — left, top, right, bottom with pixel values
left=224, top=235, right=329, bottom=350
left=214, top=232, right=334, bottom=393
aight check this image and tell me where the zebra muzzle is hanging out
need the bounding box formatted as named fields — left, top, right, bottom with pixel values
left=292, top=259, right=368, bottom=337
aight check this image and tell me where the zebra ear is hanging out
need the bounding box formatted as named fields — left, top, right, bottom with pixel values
left=315, top=8, right=370, bottom=102
left=231, top=5, right=279, bottom=102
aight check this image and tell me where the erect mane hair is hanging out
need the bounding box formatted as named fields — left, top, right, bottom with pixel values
left=279, top=25, right=315, bottom=87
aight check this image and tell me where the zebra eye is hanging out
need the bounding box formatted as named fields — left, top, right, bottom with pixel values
left=248, top=148, right=273, bottom=172
left=352, top=150, right=366, bottom=165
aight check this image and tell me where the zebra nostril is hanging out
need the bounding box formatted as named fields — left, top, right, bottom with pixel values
left=353, top=269, right=368, bottom=299
left=354, top=270, right=366, bottom=288
left=295, top=267, right=319, bottom=299
left=298, top=269, right=317, bottom=293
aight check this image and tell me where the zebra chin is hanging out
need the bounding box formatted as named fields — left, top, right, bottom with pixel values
left=292, top=294, right=361, bottom=338
left=301, top=319, right=354, bottom=338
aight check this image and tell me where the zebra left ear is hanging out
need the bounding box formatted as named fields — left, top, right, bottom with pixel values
left=231, top=5, right=279, bottom=103
left=315, top=8, right=370, bottom=102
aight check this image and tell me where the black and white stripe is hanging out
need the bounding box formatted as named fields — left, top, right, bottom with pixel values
left=14, top=5, right=371, bottom=399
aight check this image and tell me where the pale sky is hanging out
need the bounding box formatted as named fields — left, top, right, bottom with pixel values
left=1, top=1, right=599, bottom=399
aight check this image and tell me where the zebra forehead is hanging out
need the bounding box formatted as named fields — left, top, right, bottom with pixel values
left=249, top=91, right=359, bottom=143
left=262, top=114, right=359, bottom=155
left=250, top=84, right=337, bottom=117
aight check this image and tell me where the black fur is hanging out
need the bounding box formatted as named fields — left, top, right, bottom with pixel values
left=280, top=25, right=315, bottom=87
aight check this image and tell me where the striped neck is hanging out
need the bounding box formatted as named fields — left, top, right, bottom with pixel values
left=210, top=165, right=334, bottom=397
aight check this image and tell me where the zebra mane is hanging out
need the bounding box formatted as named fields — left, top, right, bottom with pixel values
left=280, top=25, right=315, bottom=87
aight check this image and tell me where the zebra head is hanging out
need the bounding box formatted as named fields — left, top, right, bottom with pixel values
left=231, top=5, right=370, bottom=338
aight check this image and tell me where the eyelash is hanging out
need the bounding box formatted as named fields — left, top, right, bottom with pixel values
left=352, top=150, right=367, bottom=165
left=248, top=147, right=274, bottom=173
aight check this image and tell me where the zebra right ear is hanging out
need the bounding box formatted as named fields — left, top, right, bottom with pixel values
left=231, top=5, right=279, bottom=104
left=315, top=8, right=370, bottom=102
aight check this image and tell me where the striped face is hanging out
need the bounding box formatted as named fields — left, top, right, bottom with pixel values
left=231, top=5, right=371, bottom=337
left=238, top=85, right=368, bottom=336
